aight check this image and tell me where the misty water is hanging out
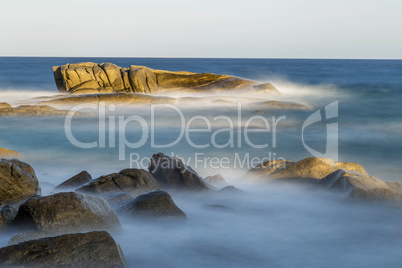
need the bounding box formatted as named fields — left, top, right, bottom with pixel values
left=1, top=57, right=402, bottom=267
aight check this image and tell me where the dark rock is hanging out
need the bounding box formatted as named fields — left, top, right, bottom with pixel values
left=0, top=231, right=126, bottom=267
left=77, top=168, right=160, bottom=198
left=0, top=159, right=41, bottom=203
left=0, top=205, right=17, bottom=223
left=13, top=192, right=121, bottom=235
left=118, top=190, right=186, bottom=219
left=148, top=153, right=210, bottom=192
left=54, top=171, right=92, bottom=191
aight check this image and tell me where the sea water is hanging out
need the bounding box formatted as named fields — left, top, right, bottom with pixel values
left=0, top=57, right=401, bottom=267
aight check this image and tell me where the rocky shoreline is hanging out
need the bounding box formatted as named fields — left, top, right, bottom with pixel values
left=0, top=152, right=401, bottom=266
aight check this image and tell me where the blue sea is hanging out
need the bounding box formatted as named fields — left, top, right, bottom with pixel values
left=1, top=57, right=402, bottom=267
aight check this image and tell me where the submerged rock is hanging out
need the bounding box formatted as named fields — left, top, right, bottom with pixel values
left=218, top=185, right=243, bottom=193
left=0, top=231, right=126, bottom=267
left=0, top=148, right=20, bottom=158
left=53, top=170, right=92, bottom=191
left=0, top=159, right=41, bottom=203
left=0, top=103, right=91, bottom=117
left=248, top=157, right=367, bottom=183
left=148, top=153, right=210, bottom=192
left=318, top=169, right=402, bottom=203
left=53, top=62, right=279, bottom=95
left=204, top=174, right=228, bottom=187
left=13, top=192, right=121, bottom=235
left=118, top=190, right=186, bottom=219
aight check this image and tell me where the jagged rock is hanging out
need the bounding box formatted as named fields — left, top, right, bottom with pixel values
left=53, top=62, right=280, bottom=95
left=248, top=157, right=367, bottom=183
left=148, top=153, right=210, bottom=191
left=117, top=190, right=186, bottom=219
left=0, top=231, right=126, bottom=267
left=0, top=148, right=20, bottom=158
left=0, top=103, right=91, bottom=117
left=318, top=169, right=402, bottom=203
left=53, top=171, right=92, bottom=191
left=0, top=159, right=41, bottom=203
left=13, top=192, right=121, bottom=235
left=0, top=103, right=12, bottom=109
left=77, top=169, right=160, bottom=199
left=204, top=174, right=228, bottom=187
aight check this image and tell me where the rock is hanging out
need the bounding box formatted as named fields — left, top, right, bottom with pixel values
left=218, top=185, right=243, bottom=193
left=252, top=100, right=309, bottom=111
left=0, top=231, right=126, bottom=267
left=0, top=205, right=17, bottom=223
left=253, top=83, right=280, bottom=94
left=0, top=103, right=91, bottom=117
left=318, top=169, right=402, bottom=203
left=53, top=62, right=279, bottom=95
left=0, top=159, right=40, bottom=203
left=204, top=174, right=228, bottom=187
left=41, top=92, right=177, bottom=107
left=118, top=190, right=186, bottom=219
left=248, top=157, right=368, bottom=183
left=0, top=103, right=12, bottom=109
left=0, top=148, right=20, bottom=158
left=77, top=169, right=160, bottom=198
left=0, top=213, right=7, bottom=232
left=53, top=171, right=92, bottom=191
left=148, top=153, right=210, bottom=191
left=13, top=192, right=121, bottom=234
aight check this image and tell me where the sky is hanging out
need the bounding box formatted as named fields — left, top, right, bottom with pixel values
left=0, top=0, right=401, bottom=59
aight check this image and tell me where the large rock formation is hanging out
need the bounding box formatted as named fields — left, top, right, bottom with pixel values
left=248, top=157, right=367, bottom=183
left=0, top=159, right=41, bottom=203
left=0, top=231, right=126, bottom=267
left=77, top=169, right=160, bottom=199
left=117, top=190, right=186, bottom=219
left=318, top=169, right=402, bottom=203
left=13, top=192, right=121, bottom=234
left=148, top=153, right=210, bottom=192
left=53, top=62, right=279, bottom=95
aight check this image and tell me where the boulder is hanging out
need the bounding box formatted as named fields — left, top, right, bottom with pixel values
left=53, top=171, right=92, bottom=191
left=53, top=62, right=279, bottom=95
left=77, top=169, right=160, bottom=198
left=118, top=190, right=186, bottom=219
left=148, top=153, right=210, bottom=191
left=0, top=205, right=17, bottom=223
left=204, top=174, right=228, bottom=187
left=0, top=231, right=126, bottom=267
left=13, top=192, right=121, bottom=234
left=318, top=169, right=402, bottom=203
left=248, top=157, right=367, bottom=183
left=0, top=159, right=40, bottom=203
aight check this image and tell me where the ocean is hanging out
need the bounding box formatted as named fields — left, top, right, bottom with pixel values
left=0, top=57, right=402, bottom=267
